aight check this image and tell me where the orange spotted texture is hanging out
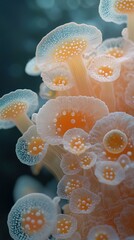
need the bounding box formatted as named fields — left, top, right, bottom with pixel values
left=57, top=219, right=71, bottom=234
left=95, top=233, right=108, bottom=240
left=52, top=76, right=68, bottom=86
left=114, top=0, right=134, bottom=14
left=77, top=197, right=92, bottom=211
left=107, top=47, right=124, bottom=58
left=68, top=163, right=78, bottom=170
left=21, top=209, right=45, bottom=235
left=54, top=39, right=87, bottom=62
left=103, top=167, right=116, bottom=180
left=98, top=66, right=113, bottom=77
left=55, top=111, right=94, bottom=136
left=70, top=137, right=85, bottom=150
left=0, top=102, right=27, bottom=120
left=80, top=156, right=92, bottom=167
left=65, top=179, right=82, bottom=195
left=28, top=137, right=45, bottom=156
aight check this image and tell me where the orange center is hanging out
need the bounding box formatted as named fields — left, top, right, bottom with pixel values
left=80, top=155, right=92, bottom=167
left=77, top=196, right=92, bottom=211
left=55, top=110, right=94, bottom=136
left=96, top=233, right=108, bottom=240
left=52, top=76, right=68, bottom=86
left=107, top=47, right=124, bottom=58
left=57, top=218, right=72, bottom=234
left=103, top=166, right=116, bottom=181
left=103, top=129, right=128, bottom=154
left=21, top=209, right=45, bottom=235
left=98, top=66, right=113, bottom=77
left=28, top=137, right=45, bottom=156
left=0, top=102, right=27, bottom=120
left=69, top=136, right=85, bottom=152
left=68, top=163, right=78, bottom=170
left=114, top=0, right=134, bottom=14
left=54, top=38, right=87, bottom=62
left=65, top=179, right=82, bottom=195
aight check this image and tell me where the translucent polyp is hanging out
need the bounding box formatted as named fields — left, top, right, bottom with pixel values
left=25, top=57, right=41, bottom=76
left=60, top=153, right=81, bottom=175
left=36, top=96, right=109, bottom=145
left=69, top=188, right=100, bottom=214
left=87, top=224, right=120, bottom=240
left=78, top=151, right=97, bottom=170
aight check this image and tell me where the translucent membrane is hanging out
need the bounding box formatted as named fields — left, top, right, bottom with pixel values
left=7, top=193, right=57, bottom=240
left=69, top=188, right=100, bottom=214
left=57, top=174, right=89, bottom=199
left=36, top=96, right=109, bottom=145
left=95, top=161, right=125, bottom=185
left=60, top=153, right=81, bottom=175
left=87, top=224, right=120, bottom=240
left=125, top=81, right=134, bottom=109
left=117, top=154, right=131, bottom=169
left=63, top=128, right=91, bottom=155
left=39, top=83, right=56, bottom=100
left=16, top=125, right=48, bottom=166
left=78, top=151, right=97, bottom=170
left=41, top=63, right=74, bottom=91
left=52, top=214, right=77, bottom=239
left=0, top=89, right=38, bottom=133
left=25, top=57, right=41, bottom=76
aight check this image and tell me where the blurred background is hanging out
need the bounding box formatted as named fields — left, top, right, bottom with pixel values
left=0, top=0, right=125, bottom=239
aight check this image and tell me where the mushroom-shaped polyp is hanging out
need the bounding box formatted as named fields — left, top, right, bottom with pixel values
left=99, top=0, right=134, bottom=42
left=69, top=188, right=100, bottom=214
left=7, top=193, right=57, bottom=240
left=25, top=57, right=41, bottom=76
left=87, top=224, right=120, bottom=240
left=16, top=125, right=48, bottom=166
left=36, top=22, right=102, bottom=95
left=52, top=214, right=77, bottom=239
left=60, top=153, right=81, bottom=175
left=88, top=55, right=121, bottom=111
left=78, top=151, right=97, bottom=170
left=0, top=89, right=38, bottom=133
left=89, top=112, right=134, bottom=163
left=36, top=96, right=109, bottom=145
left=39, top=82, right=56, bottom=100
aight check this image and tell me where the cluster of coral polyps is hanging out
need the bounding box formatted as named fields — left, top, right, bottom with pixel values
left=1, top=1, right=134, bottom=240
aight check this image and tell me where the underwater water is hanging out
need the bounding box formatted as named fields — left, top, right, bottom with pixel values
left=0, top=0, right=133, bottom=239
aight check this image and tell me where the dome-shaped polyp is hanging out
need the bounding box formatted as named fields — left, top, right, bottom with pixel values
left=39, top=83, right=56, bottom=100
left=88, top=112, right=134, bottom=162
left=125, top=81, right=134, bottom=109
left=7, top=193, right=57, bottom=240
left=78, top=151, right=97, bottom=170
left=13, top=175, right=44, bottom=201
left=69, top=188, right=100, bottom=214
left=16, top=125, right=48, bottom=166
left=95, top=161, right=125, bottom=185
left=0, top=89, right=38, bottom=133
left=60, top=153, right=81, bottom=175
left=87, top=224, right=120, bottom=240
left=52, top=214, right=77, bottom=239
left=36, top=22, right=102, bottom=95
left=115, top=205, right=134, bottom=238
left=36, top=96, right=109, bottom=145
left=117, top=154, right=131, bottom=169
left=25, top=57, right=41, bottom=76
left=63, top=128, right=91, bottom=155
left=41, top=63, right=74, bottom=91
left=57, top=174, right=89, bottom=199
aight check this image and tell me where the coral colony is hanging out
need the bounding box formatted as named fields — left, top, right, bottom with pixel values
left=1, top=0, right=134, bottom=239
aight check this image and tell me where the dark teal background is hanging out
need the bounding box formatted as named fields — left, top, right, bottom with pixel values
left=0, top=0, right=125, bottom=239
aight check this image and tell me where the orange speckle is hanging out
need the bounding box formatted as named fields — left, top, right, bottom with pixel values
left=107, top=47, right=124, bottom=58
left=80, top=156, right=92, bottom=167
left=114, top=0, right=134, bottom=14
left=95, top=233, right=109, bottom=240
left=0, top=102, right=27, bottom=120
left=21, top=209, right=45, bottom=235
left=52, top=76, right=68, bottom=86
left=54, top=39, right=87, bottom=62
left=28, top=137, right=45, bottom=156
left=69, top=136, right=85, bottom=151
left=98, top=65, right=113, bottom=77
left=55, top=110, right=94, bottom=136
left=77, top=197, right=92, bottom=211
left=65, top=179, right=82, bottom=196
left=103, top=166, right=116, bottom=181
left=57, top=218, right=72, bottom=234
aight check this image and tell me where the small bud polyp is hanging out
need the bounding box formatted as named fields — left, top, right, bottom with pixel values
left=65, top=179, right=82, bottom=195
left=95, top=233, right=108, bottom=240
left=28, top=137, right=45, bottom=156
left=57, top=218, right=72, bottom=234
left=107, top=47, right=124, bottom=58
left=114, top=0, right=134, bottom=14
left=22, top=209, right=45, bottom=235
left=1, top=102, right=27, bottom=120
left=54, top=38, right=87, bottom=62
left=52, top=76, right=68, bottom=86
left=103, top=129, right=128, bottom=154
left=98, top=65, right=113, bottom=77
left=103, top=166, right=116, bottom=181
left=77, top=197, right=92, bottom=211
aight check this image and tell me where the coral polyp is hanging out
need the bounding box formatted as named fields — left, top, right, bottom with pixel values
left=3, top=1, right=134, bottom=239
